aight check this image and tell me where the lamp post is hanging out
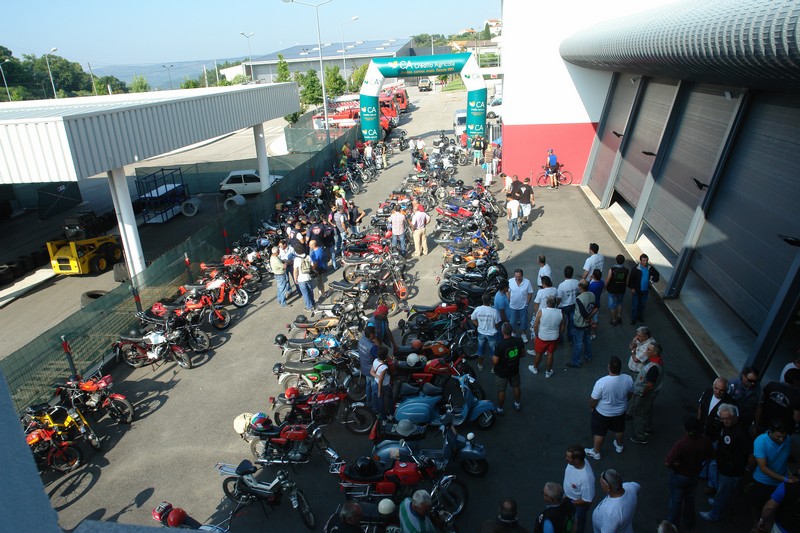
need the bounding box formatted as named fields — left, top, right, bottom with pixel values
left=283, top=0, right=333, bottom=144
left=162, top=64, right=174, bottom=90
left=0, top=59, right=11, bottom=101
left=240, top=32, right=255, bottom=82
left=340, top=16, right=358, bottom=77
left=44, top=47, right=58, bottom=99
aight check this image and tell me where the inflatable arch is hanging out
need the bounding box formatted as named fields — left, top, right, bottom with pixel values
left=359, top=53, right=486, bottom=142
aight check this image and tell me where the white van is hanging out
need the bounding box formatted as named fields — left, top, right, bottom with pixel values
left=453, top=109, right=467, bottom=137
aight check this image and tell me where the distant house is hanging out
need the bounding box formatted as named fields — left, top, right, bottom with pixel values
left=485, top=19, right=502, bottom=36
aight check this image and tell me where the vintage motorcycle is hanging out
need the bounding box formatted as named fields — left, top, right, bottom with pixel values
left=113, top=316, right=193, bottom=370
left=55, top=372, right=135, bottom=424
left=234, top=413, right=340, bottom=467
left=269, top=384, right=375, bottom=435
left=23, top=403, right=102, bottom=451
left=25, top=423, right=83, bottom=473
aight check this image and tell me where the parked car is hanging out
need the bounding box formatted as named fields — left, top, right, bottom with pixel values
left=418, top=78, right=432, bottom=92
left=486, top=97, right=503, bottom=119
left=219, top=170, right=264, bottom=197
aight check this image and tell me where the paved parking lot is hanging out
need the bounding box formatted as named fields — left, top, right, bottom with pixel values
left=42, top=89, right=757, bottom=532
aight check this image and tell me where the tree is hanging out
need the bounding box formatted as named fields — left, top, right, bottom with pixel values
left=480, top=23, right=492, bottom=41
left=229, top=74, right=247, bottom=85
left=95, top=75, right=128, bottom=94
left=348, top=63, right=368, bottom=93
left=298, top=69, right=323, bottom=106
left=180, top=78, right=201, bottom=89
left=324, top=65, right=347, bottom=98
left=275, top=53, right=291, bottom=83
left=130, top=74, right=150, bottom=93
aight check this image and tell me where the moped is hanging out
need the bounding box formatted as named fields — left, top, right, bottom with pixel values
left=393, top=374, right=496, bottom=429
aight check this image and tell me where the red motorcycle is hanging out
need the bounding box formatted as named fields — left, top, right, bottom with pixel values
left=403, top=298, right=471, bottom=329
left=55, top=372, right=135, bottom=424
left=179, top=273, right=249, bottom=308
left=236, top=413, right=340, bottom=467
left=26, top=424, right=83, bottom=473
left=389, top=344, right=483, bottom=399
left=152, top=288, right=232, bottom=330
left=200, top=261, right=259, bottom=294
left=268, top=384, right=375, bottom=435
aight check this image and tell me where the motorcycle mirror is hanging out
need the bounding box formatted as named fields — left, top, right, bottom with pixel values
left=398, top=439, right=406, bottom=448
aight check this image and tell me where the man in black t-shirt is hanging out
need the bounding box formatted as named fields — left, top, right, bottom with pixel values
left=755, top=368, right=800, bottom=433
left=493, top=322, right=524, bottom=414
left=518, top=177, right=534, bottom=225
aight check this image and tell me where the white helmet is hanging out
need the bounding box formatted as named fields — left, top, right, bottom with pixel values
left=406, top=353, right=420, bottom=367
left=471, top=199, right=480, bottom=208
left=378, top=498, right=397, bottom=516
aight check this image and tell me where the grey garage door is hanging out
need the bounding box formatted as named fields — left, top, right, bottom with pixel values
left=643, top=86, right=740, bottom=253
left=615, top=79, right=678, bottom=208
left=692, top=92, right=800, bottom=332
left=586, top=74, right=639, bottom=198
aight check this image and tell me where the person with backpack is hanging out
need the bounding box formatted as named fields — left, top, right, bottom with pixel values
left=472, top=135, right=486, bottom=166
left=605, top=255, right=629, bottom=326
left=293, top=244, right=316, bottom=312
left=309, top=240, right=327, bottom=301
left=570, top=280, right=597, bottom=368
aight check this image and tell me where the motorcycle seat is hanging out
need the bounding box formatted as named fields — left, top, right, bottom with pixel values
left=391, top=189, right=405, bottom=195
left=292, top=321, right=317, bottom=329
left=25, top=403, right=51, bottom=415
left=201, top=262, right=225, bottom=270
left=287, top=338, right=316, bottom=349
left=330, top=280, right=356, bottom=291
left=235, top=460, right=258, bottom=476
left=119, top=333, right=145, bottom=343
left=422, top=383, right=443, bottom=396
left=183, top=284, right=208, bottom=292
left=397, top=383, right=421, bottom=398
left=344, top=460, right=393, bottom=482
left=249, top=425, right=282, bottom=439
left=396, top=360, right=425, bottom=371
left=411, top=304, right=439, bottom=313
left=275, top=392, right=314, bottom=404
left=457, top=281, right=487, bottom=295
left=283, top=362, right=317, bottom=373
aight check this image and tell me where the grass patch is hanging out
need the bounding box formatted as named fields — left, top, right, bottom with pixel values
left=442, top=78, right=466, bottom=92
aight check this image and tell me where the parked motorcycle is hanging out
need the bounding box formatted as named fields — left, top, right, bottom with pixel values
left=216, top=460, right=316, bottom=530
left=113, top=318, right=193, bottom=370
left=393, top=374, right=496, bottom=429
left=235, top=412, right=340, bottom=467
left=25, top=423, right=83, bottom=473
left=272, top=351, right=366, bottom=401
left=55, top=372, right=135, bottom=424
left=324, top=497, right=459, bottom=533
left=269, top=383, right=375, bottom=434
left=23, top=403, right=102, bottom=451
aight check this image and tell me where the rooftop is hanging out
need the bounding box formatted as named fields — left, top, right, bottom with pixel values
left=253, top=38, right=412, bottom=64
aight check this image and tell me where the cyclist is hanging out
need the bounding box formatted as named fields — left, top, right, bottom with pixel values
left=546, top=148, right=559, bottom=189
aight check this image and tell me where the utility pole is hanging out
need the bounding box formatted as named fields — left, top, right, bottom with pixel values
left=214, top=59, right=220, bottom=84
left=87, top=62, right=98, bottom=96
left=203, top=65, right=209, bottom=87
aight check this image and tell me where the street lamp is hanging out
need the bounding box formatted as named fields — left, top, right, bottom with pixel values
left=240, top=32, right=255, bottom=82
left=162, top=64, right=174, bottom=90
left=283, top=0, right=333, bottom=144
left=44, top=47, right=58, bottom=99
left=340, top=16, right=358, bottom=76
left=0, top=59, right=11, bottom=101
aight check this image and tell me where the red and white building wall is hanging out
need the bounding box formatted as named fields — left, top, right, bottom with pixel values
left=499, top=0, right=681, bottom=181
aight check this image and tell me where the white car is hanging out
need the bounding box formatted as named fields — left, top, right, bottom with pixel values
left=219, top=170, right=264, bottom=197
left=486, top=97, right=503, bottom=119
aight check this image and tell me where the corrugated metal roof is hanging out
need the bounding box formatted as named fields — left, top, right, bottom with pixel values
left=0, top=83, right=300, bottom=184
left=559, top=0, right=800, bottom=91
left=253, top=38, right=411, bottom=64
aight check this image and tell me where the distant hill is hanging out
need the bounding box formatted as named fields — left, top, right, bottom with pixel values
left=92, top=57, right=245, bottom=91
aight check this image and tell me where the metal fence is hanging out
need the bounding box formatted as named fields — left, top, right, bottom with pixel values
left=0, top=128, right=356, bottom=413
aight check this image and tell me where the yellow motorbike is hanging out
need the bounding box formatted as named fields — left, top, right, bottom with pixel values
left=23, top=403, right=101, bottom=451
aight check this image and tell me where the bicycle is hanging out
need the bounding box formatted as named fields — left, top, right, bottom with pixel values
left=535, top=163, right=573, bottom=188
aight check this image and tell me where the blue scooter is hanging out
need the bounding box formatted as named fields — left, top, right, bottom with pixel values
left=373, top=414, right=489, bottom=476
left=393, top=374, right=496, bottom=429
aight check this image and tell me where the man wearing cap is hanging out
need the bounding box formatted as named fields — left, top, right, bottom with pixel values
left=269, top=246, right=289, bottom=307
left=411, top=204, right=431, bottom=257
left=369, top=305, right=398, bottom=353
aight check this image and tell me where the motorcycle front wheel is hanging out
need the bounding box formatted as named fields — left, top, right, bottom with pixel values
left=457, top=330, right=479, bottom=359
left=209, top=308, right=232, bottom=330
left=242, top=278, right=260, bottom=294
left=345, top=374, right=367, bottom=402
left=294, top=490, right=316, bottom=530
left=173, top=348, right=194, bottom=369
left=250, top=439, right=267, bottom=460
left=120, top=345, right=146, bottom=368
left=188, top=329, right=211, bottom=353
left=343, top=405, right=375, bottom=434
left=107, top=398, right=135, bottom=424
left=438, top=283, right=458, bottom=304
left=273, top=404, right=303, bottom=425
left=476, top=410, right=495, bottom=429
left=342, top=265, right=359, bottom=283
left=51, top=445, right=84, bottom=473
left=282, top=375, right=312, bottom=396
left=432, top=477, right=469, bottom=518
left=231, top=288, right=249, bottom=308
left=378, top=293, right=401, bottom=316
left=460, top=459, right=489, bottom=477
left=84, top=424, right=102, bottom=451
left=222, top=477, right=254, bottom=504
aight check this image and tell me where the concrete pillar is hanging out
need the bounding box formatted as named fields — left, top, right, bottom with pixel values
left=253, top=123, right=271, bottom=191
left=106, top=167, right=146, bottom=276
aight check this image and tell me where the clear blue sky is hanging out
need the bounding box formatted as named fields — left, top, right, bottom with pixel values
left=4, top=0, right=500, bottom=66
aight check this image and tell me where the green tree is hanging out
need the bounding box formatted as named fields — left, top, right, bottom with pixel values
left=229, top=73, right=247, bottom=85
left=480, top=23, right=492, bottom=41
left=94, top=75, right=128, bottom=94
left=324, top=65, right=347, bottom=98
left=180, top=77, right=200, bottom=89
left=298, top=69, right=323, bottom=106
left=130, top=74, right=150, bottom=93
left=348, top=63, right=368, bottom=93
left=275, top=53, right=291, bottom=83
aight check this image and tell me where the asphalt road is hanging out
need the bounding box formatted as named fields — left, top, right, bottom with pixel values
left=40, top=88, right=754, bottom=533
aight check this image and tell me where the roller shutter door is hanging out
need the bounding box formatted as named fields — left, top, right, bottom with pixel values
left=691, top=92, right=800, bottom=331
left=643, top=86, right=740, bottom=253
left=615, top=79, right=678, bottom=208
left=586, top=74, right=638, bottom=198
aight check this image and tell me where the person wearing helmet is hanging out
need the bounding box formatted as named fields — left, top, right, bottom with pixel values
left=546, top=148, right=559, bottom=189
left=411, top=204, right=431, bottom=257
left=324, top=500, right=363, bottom=533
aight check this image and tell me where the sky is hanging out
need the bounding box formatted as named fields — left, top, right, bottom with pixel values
left=3, top=0, right=501, bottom=69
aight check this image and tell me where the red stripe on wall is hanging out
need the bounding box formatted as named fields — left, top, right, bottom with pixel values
left=500, top=123, right=598, bottom=183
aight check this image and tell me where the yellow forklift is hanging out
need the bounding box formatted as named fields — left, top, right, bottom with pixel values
left=46, top=212, right=123, bottom=275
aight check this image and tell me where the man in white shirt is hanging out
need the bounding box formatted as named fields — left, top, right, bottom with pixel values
left=389, top=205, right=407, bottom=256
left=591, top=469, right=640, bottom=533
left=471, top=293, right=501, bottom=372
left=564, top=445, right=596, bottom=533
left=532, top=276, right=558, bottom=316
left=582, top=243, right=605, bottom=280
left=410, top=205, right=431, bottom=257
left=557, top=265, right=580, bottom=340
left=537, top=254, right=552, bottom=288
left=585, top=356, right=634, bottom=461
left=508, top=268, right=534, bottom=342
left=506, top=193, right=520, bottom=242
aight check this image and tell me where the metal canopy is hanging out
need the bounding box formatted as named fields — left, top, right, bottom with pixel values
left=0, top=83, right=300, bottom=184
